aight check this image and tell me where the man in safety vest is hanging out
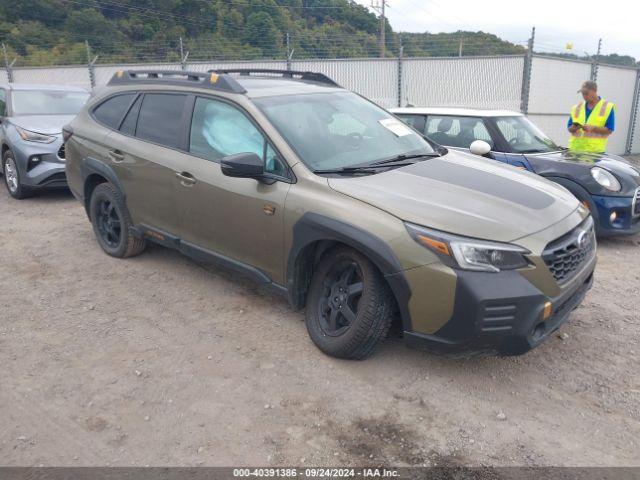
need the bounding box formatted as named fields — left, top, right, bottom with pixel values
left=568, top=80, right=615, bottom=153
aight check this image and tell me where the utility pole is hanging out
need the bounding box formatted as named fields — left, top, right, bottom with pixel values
left=591, top=38, right=602, bottom=82
left=458, top=36, right=463, bottom=57
left=371, top=0, right=387, bottom=58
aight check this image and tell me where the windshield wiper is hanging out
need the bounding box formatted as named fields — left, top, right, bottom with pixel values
left=518, top=148, right=564, bottom=154
left=313, top=162, right=416, bottom=175
left=312, top=153, right=440, bottom=175
left=369, top=152, right=440, bottom=166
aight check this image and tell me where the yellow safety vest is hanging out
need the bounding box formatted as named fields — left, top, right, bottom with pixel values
left=568, top=98, right=615, bottom=153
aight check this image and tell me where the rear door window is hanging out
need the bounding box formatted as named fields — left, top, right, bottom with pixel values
left=425, top=115, right=493, bottom=149
left=93, top=94, right=136, bottom=129
left=119, top=95, right=142, bottom=136
left=136, top=93, right=189, bottom=149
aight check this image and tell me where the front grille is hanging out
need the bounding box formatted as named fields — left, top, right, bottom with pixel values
left=542, top=217, right=596, bottom=284
left=57, top=144, right=66, bottom=159
left=633, top=188, right=640, bottom=217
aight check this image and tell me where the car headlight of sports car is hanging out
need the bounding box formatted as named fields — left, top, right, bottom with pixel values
left=406, top=223, right=530, bottom=272
left=15, top=125, right=57, bottom=144
left=591, top=167, right=621, bottom=192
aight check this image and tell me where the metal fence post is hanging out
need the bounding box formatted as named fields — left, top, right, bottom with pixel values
left=2, top=43, right=15, bottom=83
left=179, top=37, right=189, bottom=71
left=397, top=36, right=403, bottom=107
left=286, top=32, right=293, bottom=71
left=590, top=38, right=602, bottom=82
left=85, top=41, right=98, bottom=88
left=519, top=26, right=535, bottom=114
left=625, top=68, right=640, bottom=154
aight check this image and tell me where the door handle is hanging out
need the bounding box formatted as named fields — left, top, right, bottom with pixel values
left=109, top=150, right=124, bottom=162
left=176, top=171, right=196, bottom=186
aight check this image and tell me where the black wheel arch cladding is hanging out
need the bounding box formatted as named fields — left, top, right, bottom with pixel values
left=82, top=157, right=126, bottom=216
left=287, top=212, right=412, bottom=330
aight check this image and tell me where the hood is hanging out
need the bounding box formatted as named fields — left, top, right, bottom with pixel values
left=9, top=115, right=76, bottom=135
left=329, top=151, right=580, bottom=243
left=525, top=150, right=640, bottom=195
left=526, top=150, right=640, bottom=178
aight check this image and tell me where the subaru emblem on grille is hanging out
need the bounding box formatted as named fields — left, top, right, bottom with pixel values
left=577, top=230, right=588, bottom=249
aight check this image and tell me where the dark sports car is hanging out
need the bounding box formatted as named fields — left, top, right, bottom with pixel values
left=393, top=107, right=640, bottom=237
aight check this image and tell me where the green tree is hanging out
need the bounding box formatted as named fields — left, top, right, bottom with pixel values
left=244, top=11, right=282, bottom=58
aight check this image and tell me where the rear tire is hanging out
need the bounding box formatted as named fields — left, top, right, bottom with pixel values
left=89, top=182, right=146, bottom=258
left=3, top=150, right=32, bottom=199
left=305, top=247, right=395, bottom=359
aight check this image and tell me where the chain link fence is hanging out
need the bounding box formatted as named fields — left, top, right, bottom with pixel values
left=2, top=52, right=639, bottom=155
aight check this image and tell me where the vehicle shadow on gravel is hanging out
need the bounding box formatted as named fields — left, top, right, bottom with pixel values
left=597, top=234, right=640, bottom=247
left=3, top=188, right=75, bottom=204
left=136, top=240, right=587, bottom=374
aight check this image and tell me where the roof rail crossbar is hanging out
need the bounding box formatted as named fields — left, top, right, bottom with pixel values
left=209, top=69, right=340, bottom=87
left=107, top=69, right=247, bottom=94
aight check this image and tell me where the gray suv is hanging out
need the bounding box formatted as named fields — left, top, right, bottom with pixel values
left=0, top=83, right=89, bottom=199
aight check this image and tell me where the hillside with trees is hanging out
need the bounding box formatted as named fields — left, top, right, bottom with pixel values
left=0, top=0, right=636, bottom=67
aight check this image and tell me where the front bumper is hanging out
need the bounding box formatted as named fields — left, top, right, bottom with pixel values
left=591, top=194, right=640, bottom=236
left=9, top=138, right=68, bottom=189
left=403, top=257, right=595, bottom=356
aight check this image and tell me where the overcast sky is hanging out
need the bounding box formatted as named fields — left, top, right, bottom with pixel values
left=354, top=0, right=640, bottom=59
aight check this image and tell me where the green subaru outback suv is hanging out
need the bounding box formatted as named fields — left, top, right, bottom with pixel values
left=64, top=69, right=596, bottom=359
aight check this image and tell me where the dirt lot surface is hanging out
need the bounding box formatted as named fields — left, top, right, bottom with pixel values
left=1, top=165, right=640, bottom=467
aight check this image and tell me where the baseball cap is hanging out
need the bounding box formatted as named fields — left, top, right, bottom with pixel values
left=578, top=80, right=597, bottom=93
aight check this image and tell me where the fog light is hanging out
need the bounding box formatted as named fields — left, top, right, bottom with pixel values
left=609, top=211, right=618, bottom=224
left=542, top=301, right=552, bottom=320
left=27, top=155, right=42, bottom=171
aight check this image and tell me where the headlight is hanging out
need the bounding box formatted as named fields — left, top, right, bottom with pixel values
left=15, top=126, right=57, bottom=144
left=406, top=223, right=530, bottom=272
left=591, top=167, right=621, bottom=192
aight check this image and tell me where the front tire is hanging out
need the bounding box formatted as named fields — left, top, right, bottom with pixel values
left=305, top=247, right=395, bottom=359
left=89, top=183, right=146, bottom=258
left=3, top=150, right=32, bottom=199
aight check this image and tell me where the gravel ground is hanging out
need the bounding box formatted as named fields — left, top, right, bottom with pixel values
left=1, top=167, right=639, bottom=467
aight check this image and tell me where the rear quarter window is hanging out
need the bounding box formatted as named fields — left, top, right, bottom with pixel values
left=92, top=94, right=136, bottom=129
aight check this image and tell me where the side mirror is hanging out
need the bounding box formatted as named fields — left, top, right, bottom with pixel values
left=220, top=152, right=264, bottom=179
left=469, top=140, right=491, bottom=156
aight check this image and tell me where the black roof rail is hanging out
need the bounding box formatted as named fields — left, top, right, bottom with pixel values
left=209, top=69, right=340, bottom=87
left=107, top=69, right=247, bottom=94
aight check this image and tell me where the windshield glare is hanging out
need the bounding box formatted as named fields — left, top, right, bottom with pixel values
left=255, top=92, right=434, bottom=170
left=493, top=116, right=560, bottom=153
left=11, top=90, right=89, bottom=116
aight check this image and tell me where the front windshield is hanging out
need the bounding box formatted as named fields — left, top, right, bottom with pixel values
left=254, top=91, right=435, bottom=170
left=493, top=116, right=561, bottom=153
left=11, top=90, right=89, bottom=116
